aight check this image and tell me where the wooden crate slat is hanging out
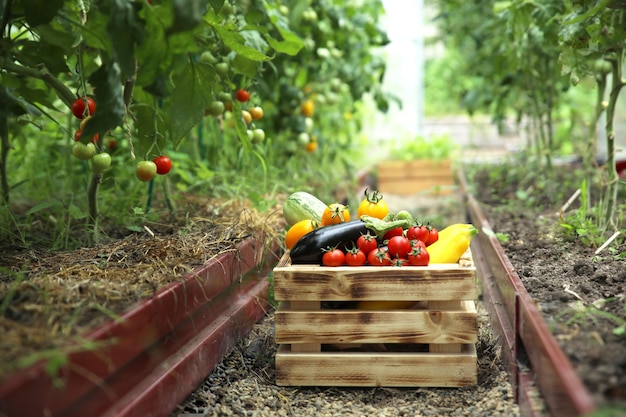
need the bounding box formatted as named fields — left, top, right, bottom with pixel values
left=275, top=345, right=477, bottom=387
left=275, top=302, right=477, bottom=345
left=274, top=260, right=477, bottom=302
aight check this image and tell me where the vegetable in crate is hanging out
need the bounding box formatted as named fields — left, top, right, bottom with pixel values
left=428, top=224, right=478, bottom=263
left=282, top=191, right=327, bottom=226
left=290, top=215, right=412, bottom=264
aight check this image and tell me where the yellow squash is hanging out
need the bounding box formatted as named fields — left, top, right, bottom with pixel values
left=428, top=224, right=478, bottom=264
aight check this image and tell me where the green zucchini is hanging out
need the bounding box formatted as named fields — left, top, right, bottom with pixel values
left=282, top=191, right=327, bottom=226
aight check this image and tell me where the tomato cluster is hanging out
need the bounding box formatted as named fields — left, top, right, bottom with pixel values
left=321, top=225, right=439, bottom=267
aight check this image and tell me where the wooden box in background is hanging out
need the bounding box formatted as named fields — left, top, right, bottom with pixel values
left=376, top=159, right=455, bottom=195
left=273, top=251, right=478, bottom=387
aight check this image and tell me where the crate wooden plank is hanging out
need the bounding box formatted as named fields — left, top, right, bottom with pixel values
left=377, top=159, right=455, bottom=195
left=275, top=344, right=477, bottom=387
left=429, top=300, right=464, bottom=353
left=273, top=260, right=477, bottom=302
left=288, top=301, right=321, bottom=352
left=275, top=301, right=477, bottom=345
left=377, top=179, right=457, bottom=195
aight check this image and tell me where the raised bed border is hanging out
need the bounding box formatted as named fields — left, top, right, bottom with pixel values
left=456, top=168, right=597, bottom=417
left=0, top=238, right=279, bottom=417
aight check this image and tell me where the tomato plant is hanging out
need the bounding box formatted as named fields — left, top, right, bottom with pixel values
left=71, top=97, right=96, bottom=120
left=321, top=203, right=350, bottom=226
left=357, top=189, right=389, bottom=220
left=72, top=142, right=96, bottom=160
left=136, top=161, right=158, bottom=182
left=91, top=153, right=112, bottom=174
left=322, top=247, right=345, bottom=267
left=236, top=89, right=251, bottom=102
left=249, top=106, right=264, bottom=120
left=153, top=155, right=172, bottom=175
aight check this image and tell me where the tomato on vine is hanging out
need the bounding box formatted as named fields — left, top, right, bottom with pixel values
left=305, top=141, right=317, bottom=152
left=322, top=247, right=345, bottom=267
left=74, top=129, right=99, bottom=144
left=301, top=99, right=314, bottom=117
left=357, top=188, right=389, bottom=220
left=249, top=106, right=263, bottom=120
left=91, top=152, right=112, bottom=174
left=136, top=161, right=157, bottom=182
left=236, top=88, right=250, bottom=102
left=367, top=247, right=391, bottom=266
left=71, top=97, right=96, bottom=119
left=153, top=155, right=172, bottom=175
left=407, top=224, right=429, bottom=243
left=321, top=203, right=350, bottom=226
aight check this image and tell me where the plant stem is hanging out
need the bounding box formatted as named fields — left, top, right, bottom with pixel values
left=87, top=173, right=102, bottom=244
left=0, top=60, right=76, bottom=107
left=0, top=116, right=10, bottom=205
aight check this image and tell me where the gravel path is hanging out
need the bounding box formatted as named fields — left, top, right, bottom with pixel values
left=170, top=193, right=525, bottom=417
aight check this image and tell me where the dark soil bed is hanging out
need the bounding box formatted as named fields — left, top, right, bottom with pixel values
left=469, top=164, right=626, bottom=410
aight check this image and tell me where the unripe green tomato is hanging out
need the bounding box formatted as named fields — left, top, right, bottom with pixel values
left=297, top=132, right=310, bottom=145
left=207, top=100, right=225, bottom=116
left=91, top=152, right=112, bottom=174
left=215, top=62, right=229, bottom=77
left=278, top=5, right=289, bottom=15
left=136, top=161, right=157, bottom=182
left=218, top=91, right=232, bottom=102
left=72, top=142, right=96, bottom=160
left=200, top=51, right=218, bottom=64
left=252, top=128, right=265, bottom=143
left=247, top=129, right=254, bottom=140
left=304, top=117, right=314, bottom=132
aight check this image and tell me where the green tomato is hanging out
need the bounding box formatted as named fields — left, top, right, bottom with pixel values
left=218, top=91, right=232, bottom=102
left=91, top=152, right=112, bottom=174
left=207, top=100, right=225, bottom=116
left=215, top=62, right=229, bottom=77
left=200, top=51, right=218, bottom=65
left=72, top=142, right=96, bottom=160
left=136, top=161, right=157, bottom=182
left=297, top=132, right=310, bottom=145
left=251, top=128, right=265, bottom=143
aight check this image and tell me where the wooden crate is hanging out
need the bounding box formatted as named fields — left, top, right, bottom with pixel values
left=377, top=159, right=455, bottom=195
left=273, top=251, right=478, bottom=387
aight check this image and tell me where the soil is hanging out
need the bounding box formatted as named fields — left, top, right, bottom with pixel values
left=469, top=164, right=626, bottom=411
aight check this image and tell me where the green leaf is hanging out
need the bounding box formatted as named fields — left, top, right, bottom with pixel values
left=81, top=62, right=125, bottom=140
left=107, top=0, right=145, bottom=76
left=22, top=0, right=64, bottom=27
left=207, top=0, right=224, bottom=12
left=168, top=61, right=216, bottom=146
left=169, top=0, right=208, bottom=35
left=0, top=86, right=42, bottom=117
left=206, top=10, right=270, bottom=62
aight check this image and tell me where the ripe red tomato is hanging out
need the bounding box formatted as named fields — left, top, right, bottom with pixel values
left=322, top=248, right=345, bottom=267
left=383, top=227, right=403, bottom=241
left=71, top=97, right=96, bottom=119
left=387, top=235, right=411, bottom=259
left=153, top=155, right=172, bottom=175
left=406, top=225, right=429, bottom=243
left=236, top=88, right=250, bottom=102
left=345, top=247, right=366, bottom=266
left=74, top=129, right=99, bottom=143
left=426, top=227, right=439, bottom=246
left=356, top=232, right=378, bottom=255
left=407, top=246, right=430, bottom=266
left=136, top=161, right=157, bottom=182
left=367, top=247, right=392, bottom=266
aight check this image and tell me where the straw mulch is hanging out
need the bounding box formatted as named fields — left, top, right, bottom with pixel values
left=0, top=196, right=285, bottom=380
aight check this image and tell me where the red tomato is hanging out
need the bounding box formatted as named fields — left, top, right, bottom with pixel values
left=345, top=247, right=367, bottom=266
left=407, top=246, right=429, bottom=266
left=426, top=227, right=439, bottom=246
left=383, top=227, right=403, bottom=241
left=406, top=225, right=429, bottom=243
left=71, top=97, right=96, bottom=119
left=153, top=155, right=172, bottom=175
left=236, top=88, right=250, bottom=102
left=356, top=232, right=378, bottom=255
left=391, top=258, right=407, bottom=267
left=322, top=248, right=345, bottom=267
left=387, top=235, right=411, bottom=259
left=411, top=239, right=426, bottom=250
left=367, top=247, right=392, bottom=266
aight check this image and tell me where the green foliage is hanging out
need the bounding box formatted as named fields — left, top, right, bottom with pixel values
left=0, top=0, right=391, bottom=250
left=386, top=134, right=457, bottom=161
